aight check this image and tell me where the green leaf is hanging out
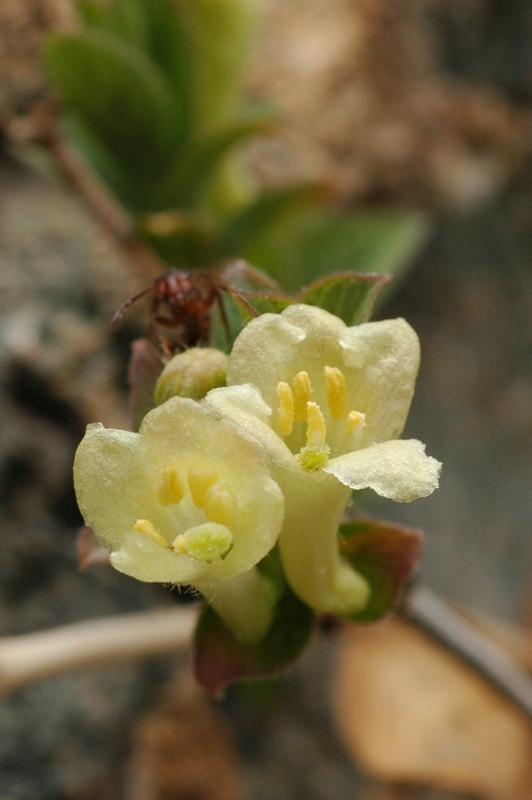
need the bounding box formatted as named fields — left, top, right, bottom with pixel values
left=338, top=518, right=424, bottom=623
left=106, top=0, right=151, bottom=49
left=298, top=272, right=391, bottom=325
left=77, top=0, right=194, bottom=144
left=138, top=210, right=216, bottom=269
left=45, top=30, right=184, bottom=186
left=131, top=0, right=194, bottom=124
left=63, top=115, right=138, bottom=208
left=152, top=114, right=276, bottom=210
left=302, top=211, right=431, bottom=285
left=78, top=0, right=109, bottom=27
left=175, top=0, right=259, bottom=133
left=229, top=290, right=294, bottom=325
left=226, top=202, right=429, bottom=291
left=220, top=185, right=328, bottom=288
left=194, top=581, right=315, bottom=696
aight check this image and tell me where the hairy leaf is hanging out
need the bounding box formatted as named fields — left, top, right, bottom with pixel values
left=298, top=272, right=391, bottom=325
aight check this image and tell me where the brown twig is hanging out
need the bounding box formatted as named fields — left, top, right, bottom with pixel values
left=43, top=128, right=165, bottom=281
left=1, top=586, right=531, bottom=716
left=0, top=606, right=197, bottom=696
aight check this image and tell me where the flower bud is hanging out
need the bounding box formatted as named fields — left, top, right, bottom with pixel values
left=155, top=348, right=228, bottom=404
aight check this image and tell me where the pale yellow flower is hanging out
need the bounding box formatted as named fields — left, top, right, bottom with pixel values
left=206, top=304, right=441, bottom=617
left=74, top=397, right=284, bottom=598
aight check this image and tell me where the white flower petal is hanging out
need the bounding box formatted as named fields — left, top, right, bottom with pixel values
left=110, top=531, right=204, bottom=584
left=324, top=439, right=442, bottom=502
left=339, top=317, right=420, bottom=444
left=74, top=397, right=284, bottom=583
left=275, top=467, right=370, bottom=616
left=73, top=424, right=158, bottom=552
left=227, top=305, right=345, bottom=413
left=227, top=305, right=421, bottom=450
left=207, top=384, right=296, bottom=470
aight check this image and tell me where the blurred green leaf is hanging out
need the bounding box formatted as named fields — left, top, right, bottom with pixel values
left=304, top=211, right=430, bottom=284
left=78, top=0, right=109, bottom=26
left=228, top=203, right=429, bottom=291
left=176, top=0, right=259, bottom=133
left=338, top=518, right=424, bottom=624
left=194, top=578, right=314, bottom=696
left=80, top=0, right=193, bottom=101
left=298, top=272, right=391, bottom=325
left=138, top=210, right=216, bottom=269
left=152, top=113, right=276, bottom=210
left=105, top=0, right=151, bottom=49
left=63, top=115, right=139, bottom=208
left=130, top=0, right=194, bottom=123
left=220, top=185, right=328, bottom=287
left=45, top=30, right=184, bottom=188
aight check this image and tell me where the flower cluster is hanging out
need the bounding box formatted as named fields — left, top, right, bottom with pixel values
left=74, top=305, right=441, bottom=644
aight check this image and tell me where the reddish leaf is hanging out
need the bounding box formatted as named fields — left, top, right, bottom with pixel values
left=128, top=337, right=164, bottom=430
left=77, top=525, right=110, bottom=570
left=194, top=585, right=314, bottom=697
left=338, top=518, right=423, bottom=623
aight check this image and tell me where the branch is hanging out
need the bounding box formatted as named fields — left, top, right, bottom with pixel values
left=400, top=585, right=532, bottom=720
left=0, top=606, right=197, bottom=696
left=1, top=586, right=531, bottom=719
left=43, top=129, right=166, bottom=279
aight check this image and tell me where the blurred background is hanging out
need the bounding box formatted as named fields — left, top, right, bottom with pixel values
left=0, top=1, right=531, bottom=798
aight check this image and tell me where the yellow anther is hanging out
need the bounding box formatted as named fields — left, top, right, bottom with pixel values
left=173, top=534, right=187, bottom=554
left=203, top=480, right=234, bottom=528
left=133, top=519, right=168, bottom=548
left=292, top=371, right=312, bottom=421
left=347, top=410, right=366, bottom=433
left=188, top=466, right=218, bottom=508
left=276, top=381, right=294, bottom=436
left=324, top=366, right=348, bottom=420
left=306, top=401, right=327, bottom=448
left=157, top=466, right=185, bottom=506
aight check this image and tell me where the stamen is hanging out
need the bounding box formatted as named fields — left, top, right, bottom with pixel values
left=324, top=366, right=348, bottom=419
left=188, top=466, right=218, bottom=508
left=347, top=410, right=366, bottom=433
left=203, top=479, right=234, bottom=528
left=172, top=522, right=233, bottom=562
left=276, top=381, right=294, bottom=436
left=306, top=401, right=327, bottom=448
left=173, top=534, right=186, bottom=554
left=292, top=371, right=312, bottom=421
left=133, top=519, right=168, bottom=548
left=157, top=466, right=184, bottom=506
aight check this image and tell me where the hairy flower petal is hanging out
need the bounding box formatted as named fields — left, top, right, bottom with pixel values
left=74, top=397, right=284, bottom=585
left=324, top=439, right=442, bottom=502
left=208, top=304, right=441, bottom=618
left=207, top=384, right=295, bottom=469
